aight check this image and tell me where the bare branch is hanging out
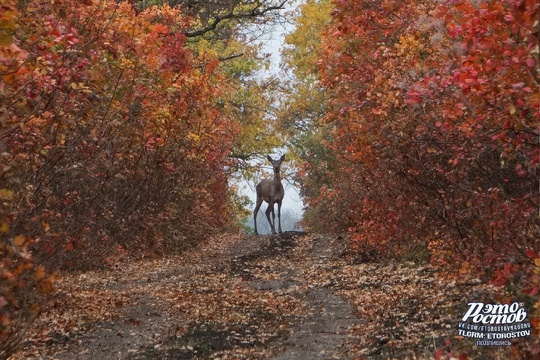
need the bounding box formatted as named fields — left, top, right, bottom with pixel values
left=184, top=1, right=288, bottom=38
left=218, top=53, right=245, bottom=61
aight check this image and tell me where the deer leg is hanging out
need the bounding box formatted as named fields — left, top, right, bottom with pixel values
left=271, top=205, right=276, bottom=232
left=277, top=200, right=282, bottom=234
left=265, top=203, right=276, bottom=234
left=253, top=197, right=263, bottom=235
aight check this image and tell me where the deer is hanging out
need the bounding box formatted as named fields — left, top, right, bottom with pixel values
left=254, top=155, right=285, bottom=235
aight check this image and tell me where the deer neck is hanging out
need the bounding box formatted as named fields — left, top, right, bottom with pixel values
left=273, top=169, right=281, bottom=183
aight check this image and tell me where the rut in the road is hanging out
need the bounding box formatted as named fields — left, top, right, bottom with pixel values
left=10, top=233, right=506, bottom=360
left=233, top=233, right=362, bottom=360
left=11, top=233, right=362, bottom=360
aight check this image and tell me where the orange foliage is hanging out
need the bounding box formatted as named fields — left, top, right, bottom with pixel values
left=1, top=0, right=241, bottom=354
left=299, top=0, right=538, bottom=354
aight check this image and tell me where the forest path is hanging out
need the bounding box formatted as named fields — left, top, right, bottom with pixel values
left=10, top=233, right=498, bottom=359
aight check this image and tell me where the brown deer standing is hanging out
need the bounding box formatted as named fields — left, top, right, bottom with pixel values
left=254, top=155, right=285, bottom=235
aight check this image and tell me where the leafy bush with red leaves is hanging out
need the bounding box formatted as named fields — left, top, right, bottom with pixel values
left=298, top=0, right=538, bottom=355
left=1, top=0, right=240, bottom=355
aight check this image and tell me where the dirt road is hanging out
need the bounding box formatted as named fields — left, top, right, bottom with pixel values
left=10, top=233, right=504, bottom=359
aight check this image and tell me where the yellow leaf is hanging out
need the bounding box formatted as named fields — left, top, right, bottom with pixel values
left=535, top=258, right=540, bottom=267
left=0, top=188, right=14, bottom=201
left=0, top=221, right=8, bottom=233
left=0, top=32, right=13, bottom=46
left=35, top=266, right=46, bottom=280
left=187, top=133, right=200, bottom=143
left=38, top=277, right=54, bottom=294
left=13, top=235, right=26, bottom=246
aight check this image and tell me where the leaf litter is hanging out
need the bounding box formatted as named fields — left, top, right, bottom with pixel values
left=9, top=233, right=513, bottom=359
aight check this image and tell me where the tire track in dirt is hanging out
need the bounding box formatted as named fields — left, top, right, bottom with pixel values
left=233, top=233, right=362, bottom=360
left=10, top=233, right=362, bottom=359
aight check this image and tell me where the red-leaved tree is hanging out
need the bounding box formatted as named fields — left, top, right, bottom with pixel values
left=299, top=0, right=538, bottom=354
left=1, top=1, right=241, bottom=355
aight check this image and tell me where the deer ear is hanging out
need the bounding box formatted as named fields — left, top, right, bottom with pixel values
left=267, top=155, right=273, bottom=162
left=280, top=154, right=285, bottom=161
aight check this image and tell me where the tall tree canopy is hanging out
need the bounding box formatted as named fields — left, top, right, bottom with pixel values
left=283, top=0, right=539, bottom=333
left=0, top=0, right=288, bottom=354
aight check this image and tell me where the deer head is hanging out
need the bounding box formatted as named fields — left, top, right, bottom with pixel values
left=267, top=154, right=285, bottom=175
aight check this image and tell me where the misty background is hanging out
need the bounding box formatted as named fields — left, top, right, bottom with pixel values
left=239, top=1, right=305, bottom=234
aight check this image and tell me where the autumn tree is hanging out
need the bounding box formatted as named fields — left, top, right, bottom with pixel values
left=289, top=0, right=538, bottom=354
left=132, top=0, right=289, bottom=38
left=1, top=0, right=290, bottom=356
left=159, top=0, right=287, bottom=178
left=276, top=0, right=340, bottom=230
left=304, top=0, right=539, bottom=261
left=153, top=0, right=291, bottom=210
left=283, top=0, right=540, bottom=354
